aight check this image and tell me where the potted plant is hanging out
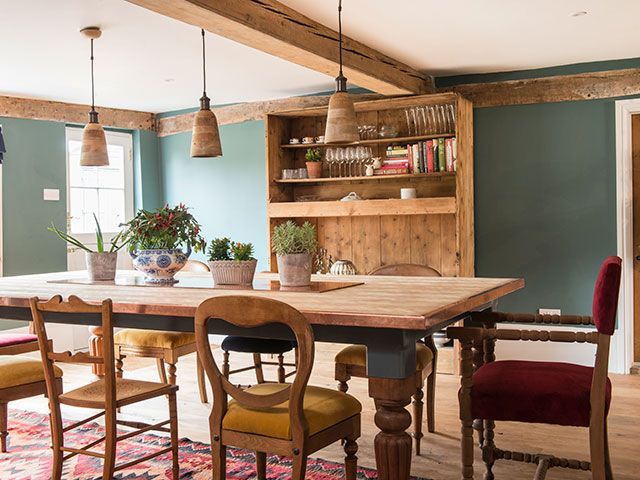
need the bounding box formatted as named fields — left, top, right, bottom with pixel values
left=272, top=220, right=318, bottom=287
left=49, top=214, right=127, bottom=282
left=121, top=203, right=206, bottom=284
left=207, top=237, right=257, bottom=285
left=305, top=148, right=323, bottom=179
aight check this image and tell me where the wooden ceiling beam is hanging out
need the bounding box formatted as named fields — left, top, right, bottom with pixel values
left=157, top=93, right=383, bottom=137
left=125, top=0, right=433, bottom=95
left=0, top=95, right=156, bottom=131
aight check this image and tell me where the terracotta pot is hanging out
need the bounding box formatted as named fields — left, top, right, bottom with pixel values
left=306, top=161, right=323, bottom=179
left=277, top=253, right=312, bottom=287
left=85, top=252, right=118, bottom=282
left=130, top=248, right=189, bottom=284
left=208, top=259, right=257, bottom=285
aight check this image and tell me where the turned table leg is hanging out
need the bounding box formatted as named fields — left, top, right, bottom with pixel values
left=369, top=376, right=415, bottom=480
left=88, top=326, right=105, bottom=376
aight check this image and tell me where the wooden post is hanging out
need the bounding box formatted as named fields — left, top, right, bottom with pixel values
left=88, top=325, right=105, bottom=377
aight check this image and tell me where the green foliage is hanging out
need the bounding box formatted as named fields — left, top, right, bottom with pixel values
left=48, top=214, right=127, bottom=253
left=271, top=221, right=317, bottom=256
left=208, top=237, right=255, bottom=261
left=305, top=148, right=322, bottom=162
left=207, top=237, right=231, bottom=261
left=230, top=241, right=255, bottom=261
left=121, top=203, right=206, bottom=253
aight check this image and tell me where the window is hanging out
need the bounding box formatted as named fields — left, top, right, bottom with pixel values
left=66, top=128, right=133, bottom=236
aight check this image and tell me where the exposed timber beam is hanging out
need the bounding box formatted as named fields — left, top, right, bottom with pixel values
left=157, top=93, right=383, bottom=137
left=125, top=0, right=433, bottom=95
left=443, top=68, right=640, bottom=107
left=0, top=95, right=156, bottom=131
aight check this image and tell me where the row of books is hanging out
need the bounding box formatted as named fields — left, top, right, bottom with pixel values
left=375, top=138, right=457, bottom=175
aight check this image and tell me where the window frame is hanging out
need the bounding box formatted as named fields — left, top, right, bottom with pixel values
left=65, top=127, right=134, bottom=241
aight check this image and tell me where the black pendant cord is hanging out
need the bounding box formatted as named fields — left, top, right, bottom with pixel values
left=201, top=28, right=207, bottom=97
left=335, top=0, right=347, bottom=92
left=89, top=38, right=98, bottom=123
left=199, top=28, right=211, bottom=109
left=338, top=0, right=343, bottom=77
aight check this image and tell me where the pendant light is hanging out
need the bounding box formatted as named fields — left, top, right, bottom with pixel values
left=80, top=27, right=109, bottom=167
left=324, top=0, right=359, bottom=145
left=191, top=28, right=222, bottom=158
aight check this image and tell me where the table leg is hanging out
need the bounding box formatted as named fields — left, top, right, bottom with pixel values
left=88, top=326, right=105, bottom=376
left=369, top=376, right=415, bottom=480
left=365, top=331, right=420, bottom=480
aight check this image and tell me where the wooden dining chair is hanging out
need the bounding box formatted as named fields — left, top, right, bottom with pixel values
left=195, top=295, right=362, bottom=479
left=0, top=332, right=57, bottom=453
left=0, top=355, right=62, bottom=452
left=0, top=333, right=39, bottom=355
left=115, top=259, right=208, bottom=403
left=30, top=295, right=180, bottom=480
left=334, top=262, right=440, bottom=455
left=448, top=256, right=621, bottom=480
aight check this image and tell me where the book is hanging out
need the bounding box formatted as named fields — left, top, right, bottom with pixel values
left=374, top=167, right=409, bottom=175
left=383, top=158, right=409, bottom=165
left=445, top=138, right=453, bottom=172
left=379, top=162, right=409, bottom=169
left=425, top=140, right=432, bottom=173
left=407, top=145, right=415, bottom=173
left=438, top=138, right=445, bottom=172
left=431, top=140, right=439, bottom=172
left=412, top=144, right=420, bottom=173
left=452, top=138, right=457, bottom=171
left=420, top=141, right=427, bottom=173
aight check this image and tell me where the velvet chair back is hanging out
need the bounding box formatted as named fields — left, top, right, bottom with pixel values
left=592, top=256, right=622, bottom=336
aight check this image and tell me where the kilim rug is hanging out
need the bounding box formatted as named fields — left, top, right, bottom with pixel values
left=1, top=410, right=431, bottom=479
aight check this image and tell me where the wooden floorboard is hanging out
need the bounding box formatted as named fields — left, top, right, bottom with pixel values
left=14, top=343, right=640, bottom=479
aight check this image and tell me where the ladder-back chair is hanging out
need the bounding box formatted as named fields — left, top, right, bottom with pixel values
left=30, top=295, right=180, bottom=479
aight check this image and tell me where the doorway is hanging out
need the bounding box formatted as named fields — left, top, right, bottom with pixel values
left=65, top=127, right=134, bottom=270
left=633, top=115, right=640, bottom=369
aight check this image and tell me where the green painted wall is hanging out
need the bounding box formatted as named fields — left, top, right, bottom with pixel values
left=472, top=100, right=617, bottom=314
left=0, top=117, right=67, bottom=329
left=1, top=117, right=67, bottom=277
left=158, top=120, right=269, bottom=269
left=133, top=130, right=163, bottom=210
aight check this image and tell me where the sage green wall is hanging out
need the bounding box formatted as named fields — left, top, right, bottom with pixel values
left=1, top=117, right=68, bottom=277
left=471, top=100, right=617, bottom=314
left=133, top=130, right=163, bottom=210
left=158, top=120, right=269, bottom=269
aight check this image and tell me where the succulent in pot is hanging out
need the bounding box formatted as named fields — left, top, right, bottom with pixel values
left=304, top=148, right=323, bottom=179
left=49, top=213, right=126, bottom=282
left=272, top=221, right=318, bottom=287
left=121, top=203, right=206, bottom=284
left=207, top=237, right=257, bottom=285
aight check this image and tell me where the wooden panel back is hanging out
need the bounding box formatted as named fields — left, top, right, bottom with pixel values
left=29, top=295, right=116, bottom=409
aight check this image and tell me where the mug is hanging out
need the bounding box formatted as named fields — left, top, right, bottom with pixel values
left=401, top=188, right=417, bottom=199
left=289, top=138, right=300, bottom=144
left=302, top=137, right=314, bottom=144
left=315, top=135, right=325, bottom=143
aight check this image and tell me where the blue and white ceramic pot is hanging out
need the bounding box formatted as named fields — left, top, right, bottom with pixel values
left=130, top=248, right=190, bottom=284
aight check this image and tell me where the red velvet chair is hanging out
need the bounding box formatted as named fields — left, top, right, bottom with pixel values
left=448, top=256, right=621, bottom=480
left=0, top=333, right=39, bottom=355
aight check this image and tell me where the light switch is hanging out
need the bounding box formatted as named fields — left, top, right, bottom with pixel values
left=43, top=188, right=60, bottom=201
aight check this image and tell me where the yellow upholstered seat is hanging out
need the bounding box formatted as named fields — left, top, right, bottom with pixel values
left=0, top=356, right=62, bottom=389
left=335, top=343, right=433, bottom=370
left=114, top=329, right=196, bottom=349
left=223, top=383, right=362, bottom=440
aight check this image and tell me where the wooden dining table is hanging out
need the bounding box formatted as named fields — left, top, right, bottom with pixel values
left=0, top=270, right=523, bottom=480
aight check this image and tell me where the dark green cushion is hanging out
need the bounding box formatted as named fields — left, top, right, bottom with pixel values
left=221, top=336, right=296, bottom=354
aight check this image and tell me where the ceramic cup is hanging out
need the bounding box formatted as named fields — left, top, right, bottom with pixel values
left=315, top=136, right=325, bottom=143
left=302, top=137, right=314, bottom=144
left=289, top=138, right=300, bottom=144
left=401, top=187, right=417, bottom=199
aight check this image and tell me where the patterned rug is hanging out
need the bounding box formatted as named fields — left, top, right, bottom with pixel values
left=1, top=410, right=430, bottom=479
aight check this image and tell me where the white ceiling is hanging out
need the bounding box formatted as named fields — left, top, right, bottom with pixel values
left=281, top=0, right=640, bottom=76
left=1, top=0, right=639, bottom=113
left=0, top=0, right=334, bottom=113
